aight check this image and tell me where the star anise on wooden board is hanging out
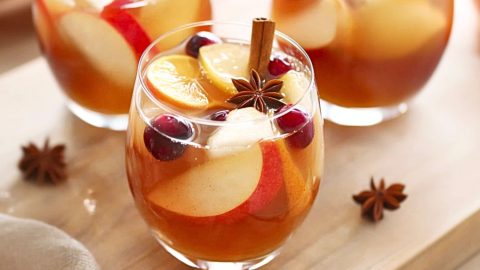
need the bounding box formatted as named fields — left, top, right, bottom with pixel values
left=353, top=177, right=407, bottom=222
left=18, top=139, right=67, bottom=184
left=227, top=69, right=285, bottom=113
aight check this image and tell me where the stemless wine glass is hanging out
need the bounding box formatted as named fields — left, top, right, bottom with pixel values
left=125, top=21, right=324, bottom=269
left=272, top=0, right=454, bottom=126
left=32, top=0, right=211, bottom=130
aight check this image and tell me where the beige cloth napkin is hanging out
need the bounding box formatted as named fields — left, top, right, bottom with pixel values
left=0, top=214, right=99, bottom=270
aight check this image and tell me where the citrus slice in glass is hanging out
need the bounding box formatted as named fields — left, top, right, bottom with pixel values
left=146, top=55, right=209, bottom=109
left=199, top=43, right=250, bottom=96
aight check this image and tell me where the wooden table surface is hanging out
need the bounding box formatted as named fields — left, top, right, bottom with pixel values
left=1, top=1, right=480, bottom=269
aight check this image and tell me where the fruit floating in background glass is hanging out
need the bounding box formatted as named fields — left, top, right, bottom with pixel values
left=126, top=21, right=324, bottom=269
left=272, top=0, right=453, bottom=126
left=32, top=0, right=212, bottom=130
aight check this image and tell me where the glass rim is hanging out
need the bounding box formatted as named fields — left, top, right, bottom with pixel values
left=136, top=20, right=316, bottom=127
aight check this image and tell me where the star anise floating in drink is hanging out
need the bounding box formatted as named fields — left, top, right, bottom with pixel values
left=227, top=69, right=285, bottom=113
left=353, top=177, right=407, bottom=222
left=18, top=139, right=67, bottom=184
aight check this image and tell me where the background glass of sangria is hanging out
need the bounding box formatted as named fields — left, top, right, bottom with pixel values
left=272, top=0, right=454, bottom=126
left=126, top=21, right=324, bottom=269
left=32, top=0, right=211, bottom=130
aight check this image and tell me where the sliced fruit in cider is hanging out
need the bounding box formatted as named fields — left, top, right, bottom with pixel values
left=274, top=0, right=338, bottom=50
left=101, top=2, right=152, bottom=60
left=146, top=55, right=209, bottom=110
left=77, top=0, right=114, bottom=11
left=279, top=70, right=310, bottom=108
left=137, top=0, right=210, bottom=48
left=354, top=0, right=447, bottom=60
left=39, top=0, right=73, bottom=15
left=35, top=0, right=74, bottom=48
left=58, top=12, right=137, bottom=87
left=276, top=140, right=311, bottom=216
left=148, top=142, right=283, bottom=218
left=199, top=43, right=250, bottom=95
left=207, top=108, right=277, bottom=157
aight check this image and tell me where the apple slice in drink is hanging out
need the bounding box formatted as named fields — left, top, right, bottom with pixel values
left=280, top=70, right=311, bottom=109
left=38, top=0, right=73, bottom=15
left=137, top=0, right=211, bottom=48
left=147, top=141, right=284, bottom=221
left=207, top=108, right=277, bottom=158
left=353, top=0, right=447, bottom=60
left=34, top=0, right=73, bottom=50
left=101, top=1, right=152, bottom=60
left=76, top=0, right=114, bottom=11
left=148, top=107, right=284, bottom=221
left=273, top=0, right=339, bottom=50
left=58, top=12, right=138, bottom=87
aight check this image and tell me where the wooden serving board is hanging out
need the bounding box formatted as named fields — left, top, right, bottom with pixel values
left=1, top=0, right=480, bottom=269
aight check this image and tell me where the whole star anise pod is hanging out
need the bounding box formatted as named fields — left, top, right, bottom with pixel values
left=353, top=177, right=407, bottom=222
left=227, top=69, right=285, bottom=113
left=18, top=139, right=67, bottom=184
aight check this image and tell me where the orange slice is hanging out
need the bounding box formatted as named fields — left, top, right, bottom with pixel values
left=146, top=55, right=209, bottom=109
left=275, top=140, right=311, bottom=216
left=199, top=43, right=250, bottom=95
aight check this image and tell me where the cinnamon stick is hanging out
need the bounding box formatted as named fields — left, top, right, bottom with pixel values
left=248, top=18, right=275, bottom=79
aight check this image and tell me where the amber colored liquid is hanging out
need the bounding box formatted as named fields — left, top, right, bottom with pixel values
left=310, top=32, right=451, bottom=107
left=273, top=0, right=454, bottom=108
left=126, top=107, right=323, bottom=261
left=32, top=0, right=212, bottom=114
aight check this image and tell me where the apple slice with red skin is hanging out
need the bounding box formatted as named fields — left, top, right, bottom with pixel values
left=101, top=0, right=152, bottom=60
left=222, top=141, right=285, bottom=221
left=147, top=141, right=285, bottom=223
left=58, top=11, right=138, bottom=87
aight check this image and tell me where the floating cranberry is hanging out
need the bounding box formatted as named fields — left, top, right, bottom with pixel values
left=185, top=31, right=222, bottom=58
left=209, top=110, right=229, bottom=121
left=143, top=114, right=193, bottom=161
left=268, top=57, right=293, bottom=76
left=276, top=105, right=314, bottom=148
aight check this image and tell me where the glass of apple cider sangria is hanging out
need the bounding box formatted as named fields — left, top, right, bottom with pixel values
left=32, top=0, right=212, bottom=130
left=272, top=0, right=453, bottom=126
left=125, top=21, right=324, bottom=269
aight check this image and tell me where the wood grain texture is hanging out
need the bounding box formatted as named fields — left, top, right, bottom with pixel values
left=0, top=0, right=480, bottom=269
left=459, top=249, right=480, bottom=270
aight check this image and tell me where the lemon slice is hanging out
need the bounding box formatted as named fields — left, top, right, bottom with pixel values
left=199, top=43, right=250, bottom=95
left=146, top=55, right=209, bottom=109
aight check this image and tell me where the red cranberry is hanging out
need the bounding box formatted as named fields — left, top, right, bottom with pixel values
left=276, top=105, right=314, bottom=148
left=185, top=31, right=221, bottom=58
left=143, top=114, right=193, bottom=161
left=268, top=57, right=293, bottom=76
left=210, top=110, right=229, bottom=121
